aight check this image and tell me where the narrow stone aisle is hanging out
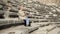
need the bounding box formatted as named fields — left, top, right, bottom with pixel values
left=30, top=25, right=59, bottom=34
left=31, top=27, right=47, bottom=34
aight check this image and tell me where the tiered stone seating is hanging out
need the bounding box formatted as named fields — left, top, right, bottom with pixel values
left=0, top=0, right=60, bottom=26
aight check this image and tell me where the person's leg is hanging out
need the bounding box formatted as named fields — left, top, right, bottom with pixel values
left=29, top=20, right=31, bottom=26
left=26, top=18, right=31, bottom=26
left=29, top=21, right=31, bottom=26
left=24, top=20, right=26, bottom=26
left=25, top=18, right=29, bottom=26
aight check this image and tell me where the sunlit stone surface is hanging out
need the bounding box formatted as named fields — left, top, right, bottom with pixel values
left=0, top=0, right=60, bottom=34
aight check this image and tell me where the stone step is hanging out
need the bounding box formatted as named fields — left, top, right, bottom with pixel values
left=29, top=18, right=47, bottom=20
left=9, top=12, right=18, bottom=15
left=29, top=19, right=47, bottom=21
left=28, top=16, right=46, bottom=19
left=40, top=25, right=56, bottom=32
left=29, top=18, right=49, bottom=23
left=0, top=19, right=24, bottom=26
left=0, top=24, right=39, bottom=34
left=0, top=10, right=5, bottom=15
left=29, top=16, right=44, bottom=18
left=32, top=22, right=50, bottom=27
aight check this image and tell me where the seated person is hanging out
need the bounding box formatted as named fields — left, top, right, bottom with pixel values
left=18, top=5, right=31, bottom=26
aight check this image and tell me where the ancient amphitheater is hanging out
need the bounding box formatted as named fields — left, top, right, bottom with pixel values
left=0, top=0, right=60, bottom=34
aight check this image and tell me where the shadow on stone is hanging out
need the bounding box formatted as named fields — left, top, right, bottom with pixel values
left=0, top=23, right=24, bottom=30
